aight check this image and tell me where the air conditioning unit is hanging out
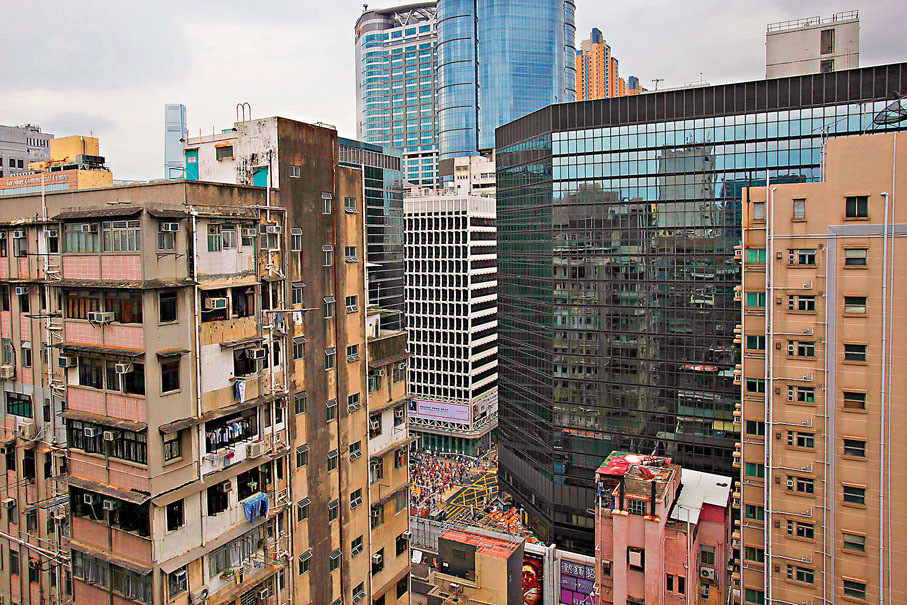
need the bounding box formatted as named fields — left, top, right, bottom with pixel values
left=369, top=418, right=380, bottom=430
left=2, top=498, right=15, bottom=510
left=160, top=222, right=180, bottom=232
left=82, top=494, right=96, bottom=505
left=58, top=356, right=74, bottom=368
left=258, top=588, right=270, bottom=599
left=87, top=311, right=114, bottom=323
left=219, top=482, right=233, bottom=493
left=0, top=366, right=15, bottom=380
left=191, top=588, right=209, bottom=605
left=347, top=353, right=360, bottom=362
left=102, top=499, right=120, bottom=511
left=246, top=441, right=264, bottom=458
left=787, top=478, right=794, bottom=489
left=700, top=585, right=710, bottom=598
left=345, top=256, right=358, bottom=263
left=733, top=246, right=742, bottom=259
left=348, top=401, right=362, bottom=412
left=401, top=531, right=411, bottom=540
left=79, top=224, right=92, bottom=233
left=249, top=348, right=267, bottom=360
left=205, top=297, right=228, bottom=310
left=346, top=304, right=359, bottom=314
left=83, top=427, right=101, bottom=438
left=103, top=431, right=116, bottom=441
left=265, top=225, right=280, bottom=234
left=114, top=362, right=133, bottom=374
left=372, top=553, right=383, bottom=564
left=13, top=286, right=28, bottom=296
left=17, top=423, right=36, bottom=440
left=370, top=508, right=381, bottom=518
left=395, top=408, right=404, bottom=419
left=44, top=229, right=58, bottom=238
left=376, top=369, right=386, bottom=376
left=11, top=230, right=25, bottom=239
left=241, top=227, right=257, bottom=238
left=700, top=567, right=715, bottom=581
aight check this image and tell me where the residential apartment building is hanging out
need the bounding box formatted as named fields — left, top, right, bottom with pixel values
left=494, top=62, right=907, bottom=553
left=403, top=194, right=496, bottom=456
left=738, top=132, right=905, bottom=604
left=437, top=0, right=576, bottom=160
left=593, top=453, right=733, bottom=605
left=575, top=28, right=642, bottom=101
left=165, top=104, right=188, bottom=180
left=0, top=135, right=113, bottom=197
left=355, top=2, right=439, bottom=187
left=766, top=11, right=859, bottom=78
left=185, top=116, right=412, bottom=604
left=339, top=138, right=406, bottom=329
left=0, top=123, right=53, bottom=179
left=438, top=153, right=495, bottom=198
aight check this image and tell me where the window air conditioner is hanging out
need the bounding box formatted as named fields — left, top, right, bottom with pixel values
left=204, top=297, right=228, bottom=310
left=13, top=286, right=28, bottom=296
left=83, top=427, right=101, bottom=438
left=103, top=431, right=116, bottom=441
left=160, top=222, right=180, bottom=232
left=102, top=499, right=120, bottom=511
left=58, top=356, right=74, bottom=368
left=114, top=362, right=133, bottom=374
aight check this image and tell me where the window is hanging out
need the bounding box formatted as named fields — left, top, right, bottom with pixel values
left=789, top=340, right=815, bottom=358
left=793, top=198, right=806, bottom=220
left=322, top=245, right=333, bottom=266
left=163, top=433, right=181, bottom=461
left=371, top=504, right=385, bottom=529
left=344, top=197, right=357, bottom=213
left=290, top=165, right=301, bottom=178
left=168, top=566, right=188, bottom=596
left=346, top=344, right=360, bottom=362
left=627, top=547, right=645, bottom=572
left=350, top=441, right=362, bottom=459
left=752, top=202, right=765, bottom=222
left=215, top=145, right=234, bottom=161
left=371, top=547, right=384, bottom=575
left=20, top=343, right=30, bottom=367
left=298, top=550, right=311, bottom=575
left=323, top=297, right=335, bottom=318
left=745, top=588, right=765, bottom=604
left=166, top=500, right=184, bottom=532
left=206, top=483, right=230, bottom=515
left=6, top=393, right=32, bottom=418
left=350, top=488, right=362, bottom=508
left=789, top=249, right=816, bottom=266
left=820, top=58, right=834, bottom=73
left=842, top=532, right=866, bottom=553
left=393, top=362, right=405, bottom=383
left=63, top=222, right=99, bottom=253
left=102, top=221, right=141, bottom=252
left=745, top=420, right=765, bottom=437
left=161, top=360, right=180, bottom=392
left=18, top=293, right=29, bottom=313
left=344, top=246, right=358, bottom=262
left=292, top=283, right=304, bottom=306
left=844, top=296, right=867, bottom=314
left=843, top=438, right=866, bottom=458
left=322, top=196, right=332, bottom=214
left=293, top=337, right=305, bottom=360
left=744, top=546, right=764, bottom=563
left=328, top=449, right=339, bottom=471
left=746, top=292, right=766, bottom=307
left=325, top=348, right=336, bottom=370
left=352, top=535, right=363, bottom=556
left=844, top=248, right=867, bottom=267
left=746, top=335, right=765, bottom=350
left=158, top=224, right=176, bottom=251
left=294, top=391, right=307, bottom=415
left=745, top=248, right=766, bottom=263
left=745, top=462, right=765, bottom=478
left=746, top=378, right=766, bottom=394
left=207, top=225, right=222, bottom=252
left=221, top=225, right=236, bottom=249
left=347, top=392, right=361, bottom=412
left=845, top=195, right=868, bottom=218
left=208, top=528, right=262, bottom=576
left=787, top=520, right=815, bottom=539
left=787, top=431, right=815, bottom=449
left=843, top=579, right=866, bottom=599
left=328, top=499, right=339, bottom=522
left=345, top=295, right=358, bottom=313
left=820, top=28, right=835, bottom=54
left=296, top=444, right=309, bottom=468
left=786, top=565, right=814, bottom=584
left=397, top=576, right=408, bottom=598
left=745, top=504, right=765, bottom=521
left=290, top=228, right=302, bottom=251
left=844, top=344, right=867, bottom=363
left=159, top=291, right=177, bottom=323
left=396, top=532, right=409, bottom=556
left=793, top=476, right=815, bottom=494
left=843, top=391, right=866, bottom=410
left=12, top=235, right=27, bottom=258
left=297, top=498, right=310, bottom=521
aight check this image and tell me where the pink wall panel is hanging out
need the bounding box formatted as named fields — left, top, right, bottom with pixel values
left=101, top=255, right=142, bottom=281
left=103, top=325, right=143, bottom=350
left=64, top=322, right=103, bottom=346
left=67, top=387, right=106, bottom=416
left=106, top=394, right=146, bottom=423
left=18, top=314, right=30, bottom=340
left=62, top=256, right=100, bottom=280
left=108, top=461, right=149, bottom=492
left=1, top=311, right=10, bottom=339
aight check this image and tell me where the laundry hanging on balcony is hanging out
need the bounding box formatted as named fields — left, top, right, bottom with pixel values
left=242, top=492, right=270, bottom=523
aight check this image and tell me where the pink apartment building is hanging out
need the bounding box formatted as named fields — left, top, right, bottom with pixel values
left=594, top=453, right=735, bottom=605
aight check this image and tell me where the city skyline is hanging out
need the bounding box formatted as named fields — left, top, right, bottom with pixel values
left=2, top=0, right=905, bottom=182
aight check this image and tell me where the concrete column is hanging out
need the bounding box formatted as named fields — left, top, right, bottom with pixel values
left=644, top=516, right=664, bottom=605
left=611, top=510, right=629, bottom=605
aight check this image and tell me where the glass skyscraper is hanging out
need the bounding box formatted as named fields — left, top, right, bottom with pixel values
left=164, top=103, right=187, bottom=179
left=355, top=2, right=439, bottom=187
left=437, top=0, right=576, bottom=160
left=494, top=63, right=907, bottom=553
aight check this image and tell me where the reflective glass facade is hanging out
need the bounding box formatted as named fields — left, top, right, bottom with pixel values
left=437, top=0, right=576, bottom=160
left=494, top=64, right=907, bottom=553
left=355, top=3, right=439, bottom=186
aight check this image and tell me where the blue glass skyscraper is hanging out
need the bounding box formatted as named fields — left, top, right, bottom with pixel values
left=437, top=0, right=576, bottom=159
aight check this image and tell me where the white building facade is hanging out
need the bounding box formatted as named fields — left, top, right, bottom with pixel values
left=766, top=11, right=859, bottom=78
left=404, top=194, right=496, bottom=455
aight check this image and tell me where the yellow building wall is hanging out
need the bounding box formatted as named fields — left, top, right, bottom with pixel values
left=50, top=135, right=100, bottom=162
left=76, top=169, right=113, bottom=190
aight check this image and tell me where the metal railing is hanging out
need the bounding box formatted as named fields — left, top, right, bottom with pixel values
left=767, top=11, right=858, bottom=33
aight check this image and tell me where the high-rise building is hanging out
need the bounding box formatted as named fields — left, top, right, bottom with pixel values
left=738, top=132, right=906, bottom=605
left=355, top=3, right=439, bottom=187
left=766, top=11, right=859, bottom=78
left=494, top=62, right=907, bottom=554
left=593, top=453, right=734, bottom=605
left=575, top=28, right=642, bottom=101
left=404, top=194, right=497, bottom=456
left=184, top=116, right=413, bottom=604
left=164, top=104, right=188, bottom=179
left=0, top=123, right=53, bottom=179
left=339, top=138, right=406, bottom=328
left=437, top=0, right=576, bottom=160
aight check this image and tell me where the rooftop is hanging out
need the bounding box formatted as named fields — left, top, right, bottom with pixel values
left=766, top=10, right=858, bottom=33
left=440, top=529, right=521, bottom=559
left=669, top=468, right=732, bottom=525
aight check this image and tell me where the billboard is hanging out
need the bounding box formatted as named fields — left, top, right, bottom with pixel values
left=522, top=552, right=544, bottom=605
left=408, top=399, right=471, bottom=425
left=559, top=559, right=596, bottom=605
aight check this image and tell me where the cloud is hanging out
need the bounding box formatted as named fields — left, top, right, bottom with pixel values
left=43, top=112, right=117, bottom=137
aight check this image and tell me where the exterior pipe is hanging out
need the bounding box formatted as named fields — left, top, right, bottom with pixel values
left=879, top=190, right=889, bottom=605
left=766, top=186, right=777, bottom=605
left=885, top=133, right=896, bottom=604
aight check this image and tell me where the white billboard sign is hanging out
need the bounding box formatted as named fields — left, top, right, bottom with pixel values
left=408, top=399, right=471, bottom=425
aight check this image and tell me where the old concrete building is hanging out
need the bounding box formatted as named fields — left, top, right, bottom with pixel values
left=739, top=132, right=906, bottom=604
left=0, top=123, right=53, bottom=179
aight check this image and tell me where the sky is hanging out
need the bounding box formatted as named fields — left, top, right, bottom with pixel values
left=1, top=1, right=904, bottom=181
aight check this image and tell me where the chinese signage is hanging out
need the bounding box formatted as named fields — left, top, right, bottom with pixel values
left=559, top=559, right=595, bottom=605
left=408, top=399, right=471, bottom=425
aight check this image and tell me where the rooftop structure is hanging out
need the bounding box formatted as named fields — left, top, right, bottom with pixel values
left=766, top=10, right=859, bottom=78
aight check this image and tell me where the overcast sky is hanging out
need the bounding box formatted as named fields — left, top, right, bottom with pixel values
left=1, top=1, right=903, bottom=181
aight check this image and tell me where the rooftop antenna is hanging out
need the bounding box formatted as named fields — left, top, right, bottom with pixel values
left=652, top=78, right=664, bottom=91
left=236, top=102, right=251, bottom=123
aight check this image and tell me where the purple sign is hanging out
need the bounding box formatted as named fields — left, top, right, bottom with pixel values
left=559, top=560, right=595, bottom=605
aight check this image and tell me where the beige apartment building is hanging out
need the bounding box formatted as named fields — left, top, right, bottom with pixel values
left=739, top=132, right=905, bottom=604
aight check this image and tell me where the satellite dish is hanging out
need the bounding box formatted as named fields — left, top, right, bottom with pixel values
left=872, top=93, right=907, bottom=127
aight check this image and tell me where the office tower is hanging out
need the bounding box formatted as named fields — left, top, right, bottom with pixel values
left=185, top=116, right=412, bottom=604
left=593, top=453, right=733, bottom=604
left=0, top=135, right=113, bottom=196
left=0, top=123, right=52, bottom=178
left=403, top=194, right=497, bottom=456
left=355, top=3, right=439, bottom=187
left=576, top=28, right=643, bottom=101
left=164, top=104, right=188, bottom=179
left=437, top=0, right=576, bottom=160
left=739, top=132, right=906, bottom=604
left=766, top=11, right=859, bottom=78
left=494, top=62, right=907, bottom=554
left=339, top=138, right=406, bottom=328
